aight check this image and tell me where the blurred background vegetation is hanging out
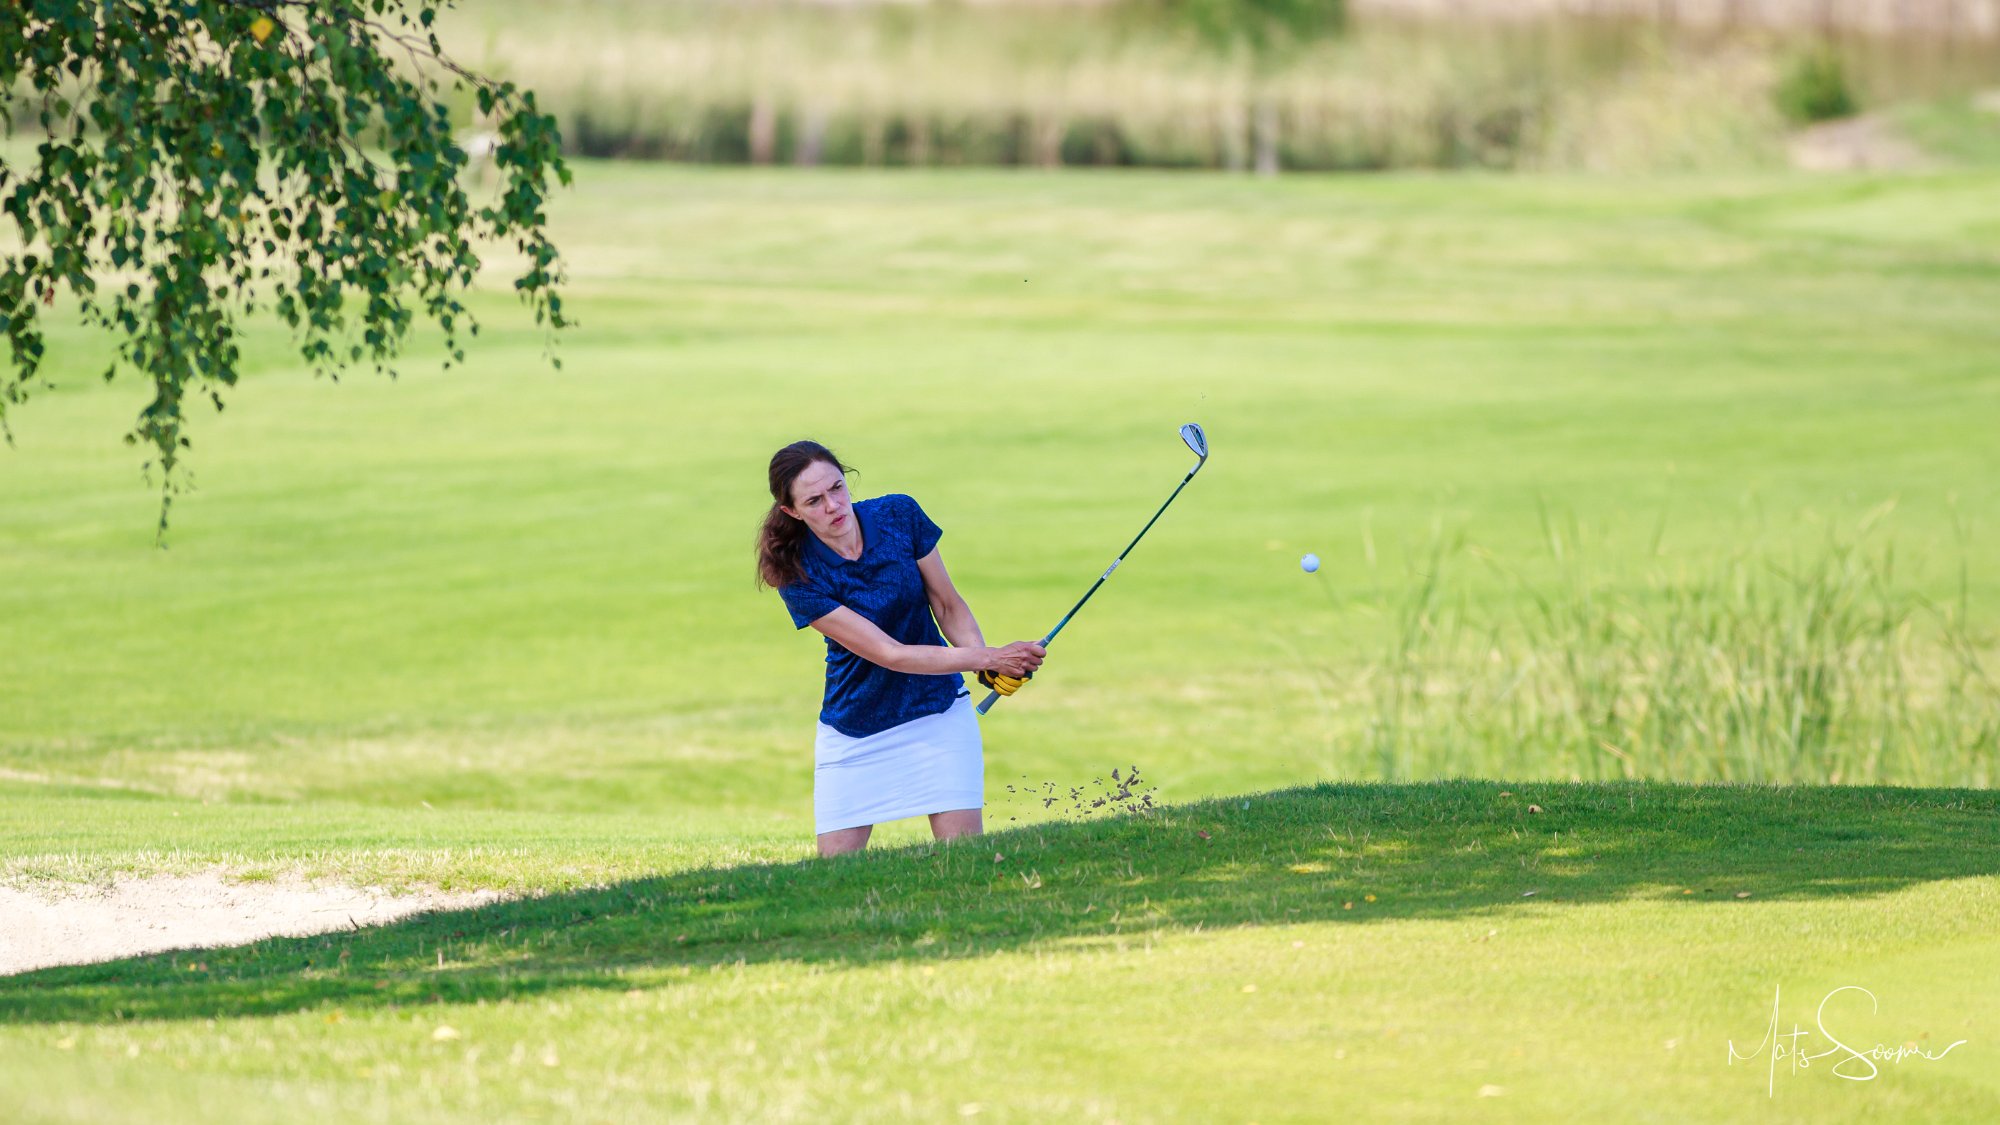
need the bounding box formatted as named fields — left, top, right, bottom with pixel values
left=438, top=0, right=2000, bottom=173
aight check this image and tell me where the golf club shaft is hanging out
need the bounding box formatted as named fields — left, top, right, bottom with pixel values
left=976, top=464, right=1202, bottom=716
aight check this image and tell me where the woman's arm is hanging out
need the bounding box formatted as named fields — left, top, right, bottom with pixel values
left=809, top=606, right=1042, bottom=677
left=916, top=548, right=986, bottom=650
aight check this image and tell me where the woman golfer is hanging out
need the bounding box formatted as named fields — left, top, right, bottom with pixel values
left=757, top=440, right=1046, bottom=858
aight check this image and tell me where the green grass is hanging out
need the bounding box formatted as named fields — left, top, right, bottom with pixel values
left=1896, top=96, right=2000, bottom=167
left=5, top=781, right=1999, bottom=1121
left=2, top=163, right=1998, bottom=1119
left=2, top=164, right=1996, bottom=802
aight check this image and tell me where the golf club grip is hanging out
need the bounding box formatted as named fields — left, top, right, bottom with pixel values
left=975, top=688, right=1002, bottom=715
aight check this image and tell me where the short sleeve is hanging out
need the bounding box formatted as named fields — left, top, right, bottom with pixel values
left=778, top=580, right=841, bottom=630
left=905, top=495, right=942, bottom=559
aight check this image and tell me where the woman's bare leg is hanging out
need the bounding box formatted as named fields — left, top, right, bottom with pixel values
left=929, top=808, right=982, bottom=840
left=818, top=825, right=872, bottom=857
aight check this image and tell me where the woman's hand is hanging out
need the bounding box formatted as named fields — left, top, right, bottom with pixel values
left=984, top=641, right=1046, bottom=677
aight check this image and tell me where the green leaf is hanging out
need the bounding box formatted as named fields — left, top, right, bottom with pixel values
left=0, top=0, right=570, bottom=537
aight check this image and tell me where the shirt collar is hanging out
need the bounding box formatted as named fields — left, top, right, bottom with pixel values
left=807, top=501, right=867, bottom=566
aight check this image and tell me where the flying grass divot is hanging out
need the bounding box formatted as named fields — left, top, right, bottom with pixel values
left=998, top=766, right=1157, bottom=822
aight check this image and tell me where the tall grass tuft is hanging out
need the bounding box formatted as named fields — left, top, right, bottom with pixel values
left=1773, top=47, right=1862, bottom=123
left=1343, top=516, right=1996, bottom=787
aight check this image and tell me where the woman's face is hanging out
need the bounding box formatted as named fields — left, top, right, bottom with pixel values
left=782, top=460, right=853, bottom=540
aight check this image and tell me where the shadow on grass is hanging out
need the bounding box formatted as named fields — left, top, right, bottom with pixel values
left=4, top=778, right=1996, bottom=1025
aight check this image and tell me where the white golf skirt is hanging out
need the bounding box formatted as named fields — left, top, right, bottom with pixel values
left=814, top=693, right=983, bottom=834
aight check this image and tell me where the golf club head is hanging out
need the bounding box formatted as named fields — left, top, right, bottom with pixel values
left=1180, top=422, right=1208, bottom=468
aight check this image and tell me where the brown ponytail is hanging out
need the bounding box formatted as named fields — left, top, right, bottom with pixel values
left=756, top=440, right=855, bottom=589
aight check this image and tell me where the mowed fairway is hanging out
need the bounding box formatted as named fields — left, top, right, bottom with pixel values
left=3, top=165, right=1999, bottom=1121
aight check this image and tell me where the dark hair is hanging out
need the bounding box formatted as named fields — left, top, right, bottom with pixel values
left=756, top=440, right=855, bottom=590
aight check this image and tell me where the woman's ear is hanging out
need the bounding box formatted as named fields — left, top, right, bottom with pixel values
left=778, top=505, right=799, bottom=521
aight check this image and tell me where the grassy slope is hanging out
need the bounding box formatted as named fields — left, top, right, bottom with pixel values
left=1897, top=97, right=2000, bottom=168
left=4, top=781, right=1998, bottom=1121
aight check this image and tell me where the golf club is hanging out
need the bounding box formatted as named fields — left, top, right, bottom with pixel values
left=977, top=422, right=1210, bottom=715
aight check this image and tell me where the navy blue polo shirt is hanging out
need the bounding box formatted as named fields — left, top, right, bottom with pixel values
left=778, top=493, right=968, bottom=737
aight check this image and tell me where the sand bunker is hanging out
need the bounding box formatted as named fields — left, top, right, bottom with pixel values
left=0, top=872, right=506, bottom=976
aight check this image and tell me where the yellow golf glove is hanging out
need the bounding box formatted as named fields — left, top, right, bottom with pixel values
left=979, top=670, right=1029, bottom=696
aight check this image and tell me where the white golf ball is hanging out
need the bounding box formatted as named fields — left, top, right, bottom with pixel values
left=1300, top=553, right=1320, bottom=573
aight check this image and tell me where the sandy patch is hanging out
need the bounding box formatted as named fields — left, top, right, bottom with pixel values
left=1789, top=114, right=1931, bottom=172
left=0, top=872, right=507, bottom=977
